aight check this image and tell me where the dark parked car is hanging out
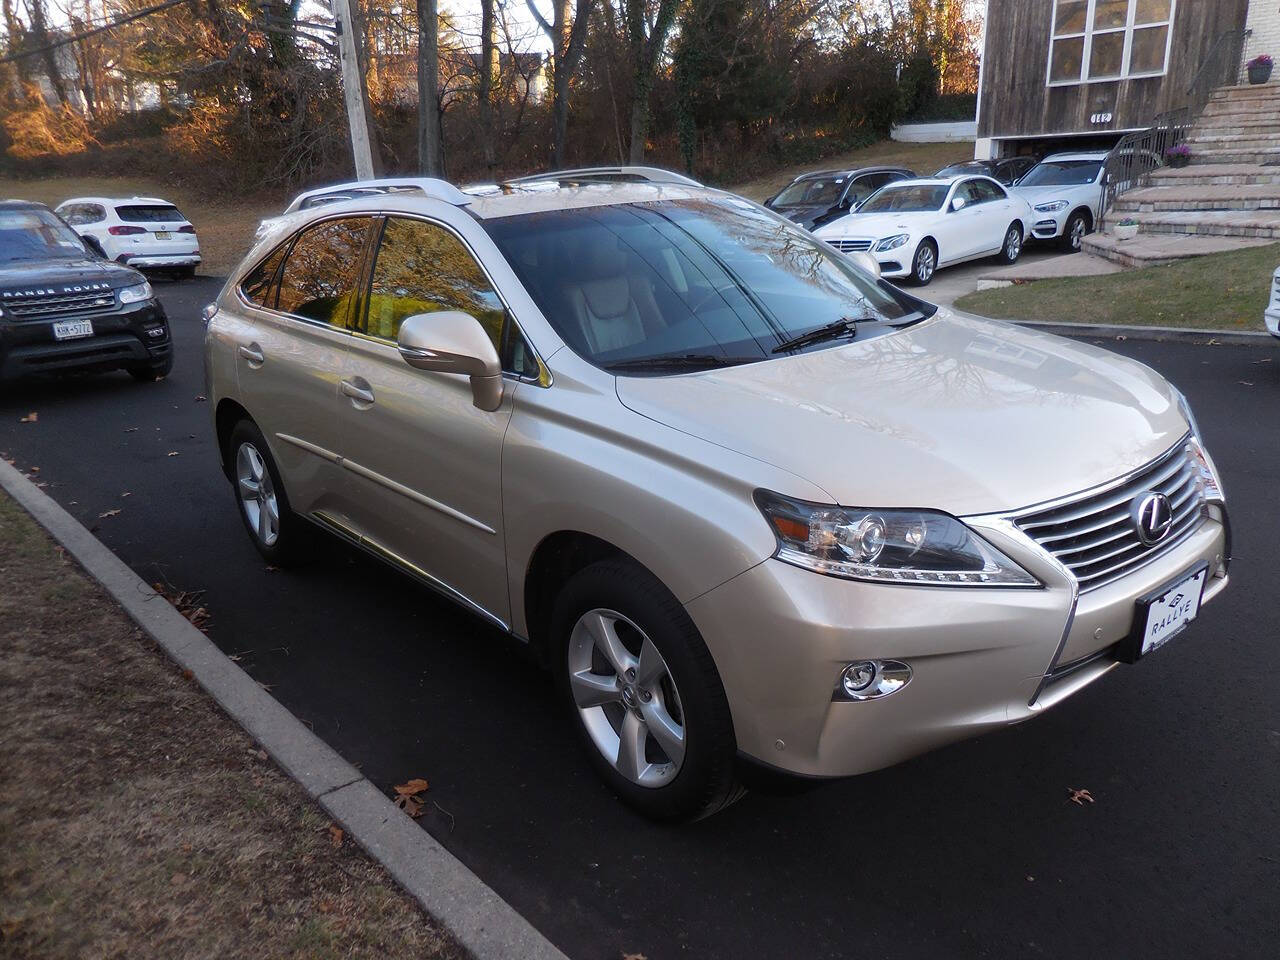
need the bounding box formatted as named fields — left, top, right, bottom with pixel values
left=935, top=157, right=1040, bottom=187
left=0, top=200, right=171, bottom=383
left=763, top=166, right=916, bottom=229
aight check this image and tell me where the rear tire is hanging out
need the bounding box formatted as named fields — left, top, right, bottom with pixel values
left=997, top=222, right=1024, bottom=265
left=227, top=419, right=306, bottom=566
left=909, top=240, right=937, bottom=286
left=551, top=559, right=744, bottom=822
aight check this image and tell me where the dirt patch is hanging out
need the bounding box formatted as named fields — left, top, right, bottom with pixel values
left=0, top=175, right=284, bottom=278
left=0, top=490, right=462, bottom=960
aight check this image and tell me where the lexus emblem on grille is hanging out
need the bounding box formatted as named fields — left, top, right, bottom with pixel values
left=1132, top=492, right=1174, bottom=546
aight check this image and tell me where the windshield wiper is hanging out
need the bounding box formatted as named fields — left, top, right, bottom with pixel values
left=606, top=354, right=760, bottom=373
left=772, top=316, right=873, bottom=354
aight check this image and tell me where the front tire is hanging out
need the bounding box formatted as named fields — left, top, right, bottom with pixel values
left=227, top=419, right=305, bottom=565
left=552, top=559, right=743, bottom=822
left=997, top=223, right=1024, bottom=264
left=909, top=240, right=937, bottom=286
left=1061, top=211, right=1090, bottom=253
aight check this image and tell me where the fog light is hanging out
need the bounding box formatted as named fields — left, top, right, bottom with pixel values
left=841, top=661, right=877, bottom=695
left=835, top=659, right=912, bottom=701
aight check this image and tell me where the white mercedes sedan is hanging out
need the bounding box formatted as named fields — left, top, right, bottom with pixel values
left=813, top=176, right=1034, bottom=285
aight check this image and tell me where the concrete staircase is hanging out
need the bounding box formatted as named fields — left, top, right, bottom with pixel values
left=1085, top=84, right=1280, bottom=267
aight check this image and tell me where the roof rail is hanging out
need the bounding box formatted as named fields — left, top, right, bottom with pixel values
left=503, top=166, right=702, bottom=188
left=285, top=177, right=472, bottom=213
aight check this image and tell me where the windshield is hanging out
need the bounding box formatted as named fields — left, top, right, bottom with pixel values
left=937, top=164, right=984, bottom=178
left=1018, top=161, right=1104, bottom=187
left=482, top=197, right=925, bottom=372
left=115, top=204, right=185, bottom=222
left=774, top=176, right=844, bottom=207
left=859, top=185, right=949, bottom=214
left=0, top=209, right=90, bottom=264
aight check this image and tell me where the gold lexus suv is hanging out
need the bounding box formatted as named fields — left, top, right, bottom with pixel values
left=203, top=170, right=1230, bottom=821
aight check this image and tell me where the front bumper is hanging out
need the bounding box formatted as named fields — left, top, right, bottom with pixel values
left=0, top=300, right=171, bottom=379
left=685, top=509, right=1229, bottom=778
left=1032, top=215, right=1066, bottom=240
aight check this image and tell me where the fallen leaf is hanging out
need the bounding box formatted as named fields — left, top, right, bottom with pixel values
left=394, top=778, right=429, bottom=796
left=98, top=509, right=121, bottom=519
left=152, top=583, right=212, bottom=630
left=1068, top=787, right=1095, bottom=806
left=248, top=747, right=268, bottom=761
left=181, top=669, right=193, bottom=681
left=195, top=395, right=207, bottom=402
left=1238, top=381, right=1254, bottom=386
left=166, top=451, right=180, bottom=457
left=622, top=954, right=649, bottom=960
left=123, top=427, right=138, bottom=433
left=28, top=466, right=38, bottom=472
left=19, top=412, right=37, bottom=423
left=264, top=564, right=279, bottom=572
left=328, top=824, right=344, bottom=848
left=121, top=491, right=132, bottom=498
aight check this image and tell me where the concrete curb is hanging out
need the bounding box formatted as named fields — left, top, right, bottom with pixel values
left=1013, top=320, right=1278, bottom=346
left=0, top=457, right=568, bottom=960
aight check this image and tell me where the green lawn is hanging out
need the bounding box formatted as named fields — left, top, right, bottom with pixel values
left=954, top=243, right=1280, bottom=330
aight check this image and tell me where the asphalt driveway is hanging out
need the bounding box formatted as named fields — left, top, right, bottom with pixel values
left=1, top=276, right=1276, bottom=960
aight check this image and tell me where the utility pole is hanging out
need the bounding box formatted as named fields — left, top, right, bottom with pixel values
left=331, top=0, right=376, bottom=180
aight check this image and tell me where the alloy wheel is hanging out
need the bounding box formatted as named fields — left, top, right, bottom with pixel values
left=236, top=442, right=280, bottom=548
left=567, top=608, right=687, bottom=788
left=915, top=245, right=936, bottom=283
left=1070, top=217, right=1087, bottom=250
left=1004, top=226, right=1022, bottom=261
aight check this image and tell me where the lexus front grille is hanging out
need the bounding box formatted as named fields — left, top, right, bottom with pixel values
left=1014, top=440, right=1206, bottom=592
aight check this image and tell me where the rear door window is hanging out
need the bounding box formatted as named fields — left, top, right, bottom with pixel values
left=114, top=204, right=186, bottom=223
left=240, top=246, right=288, bottom=309
left=276, top=217, right=374, bottom=328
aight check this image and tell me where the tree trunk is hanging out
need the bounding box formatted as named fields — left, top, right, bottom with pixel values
left=416, top=0, right=443, bottom=175
left=478, top=0, right=496, bottom=175
left=29, top=0, right=69, bottom=107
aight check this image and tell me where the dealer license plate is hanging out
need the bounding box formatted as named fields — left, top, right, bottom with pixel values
left=154, top=230, right=171, bottom=240
left=1133, top=565, right=1208, bottom=659
left=53, top=319, right=94, bottom=341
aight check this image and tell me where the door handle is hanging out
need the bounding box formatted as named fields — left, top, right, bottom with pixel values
left=341, top=379, right=375, bottom=405
left=238, top=344, right=264, bottom=366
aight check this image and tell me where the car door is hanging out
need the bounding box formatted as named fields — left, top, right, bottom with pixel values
left=336, top=213, right=534, bottom=627
left=938, top=180, right=988, bottom=262
left=229, top=216, right=375, bottom=523
left=972, top=178, right=1017, bottom=253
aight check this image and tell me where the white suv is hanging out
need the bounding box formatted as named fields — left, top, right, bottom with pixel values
left=56, top=196, right=200, bottom=278
left=1011, top=151, right=1109, bottom=252
left=204, top=172, right=1229, bottom=821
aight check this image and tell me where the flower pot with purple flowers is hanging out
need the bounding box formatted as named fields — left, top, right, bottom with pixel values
left=1166, top=144, right=1192, bottom=169
left=1248, top=54, right=1273, bottom=85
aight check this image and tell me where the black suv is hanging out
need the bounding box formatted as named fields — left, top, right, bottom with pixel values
left=0, top=200, right=172, bottom=383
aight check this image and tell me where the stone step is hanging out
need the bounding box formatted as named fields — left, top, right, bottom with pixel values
left=1192, top=118, right=1280, bottom=134
left=1110, top=209, right=1280, bottom=239
left=1189, top=148, right=1280, bottom=166
left=1197, top=104, right=1280, bottom=122
left=1148, top=163, right=1280, bottom=186
left=1187, top=134, right=1280, bottom=152
left=1210, top=83, right=1280, bottom=100
left=1111, top=183, right=1280, bottom=213
left=1082, top=231, right=1273, bottom=269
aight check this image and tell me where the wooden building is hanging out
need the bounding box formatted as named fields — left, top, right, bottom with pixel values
left=975, top=0, right=1256, bottom=159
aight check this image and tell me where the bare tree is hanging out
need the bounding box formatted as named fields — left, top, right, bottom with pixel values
left=526, top=0, right=595, bottom=168
left=417, top=0, right=443, bottom=173
left=28, top=0, right=68, bottom=105
left=477, top=0, right=496, bottom=174
left=622, top=0, right=679, bottom=163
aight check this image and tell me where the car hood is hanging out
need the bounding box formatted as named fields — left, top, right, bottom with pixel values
left=774, top=203, right=831, bottom=228
left=813, top=210, right=937, bottom=240
left=1013, top=183, right=1095, bottom=205
left=615, top=310, right=1188, bottom=516
left=0, top=256, right=143, bottom=293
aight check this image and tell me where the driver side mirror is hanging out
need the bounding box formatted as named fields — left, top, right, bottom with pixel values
left=397, top=311, right=504, bottom=412
left=950, top=196, right=968, bottom=212
left=83, top=235, right=107, bottom=258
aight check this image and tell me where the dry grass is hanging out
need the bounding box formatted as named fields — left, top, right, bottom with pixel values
left=0, top=490, right=462, bottom=960
left=730, top=140, right=977, bottom=202
left=0, top=176, right=285, bottom=277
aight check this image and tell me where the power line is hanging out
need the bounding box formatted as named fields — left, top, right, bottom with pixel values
left=0, top=0, right=187, bottom=66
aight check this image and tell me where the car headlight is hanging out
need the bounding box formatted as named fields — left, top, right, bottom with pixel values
left=754, top=490, right=1039, bottom=586
left=875, top=234, right=911, bottom=252
left=1176, top=389, right=1225, bottom=503
left=1033, top=200, right=1070, bottom=214
left=117, top=281, right=153, bottom=305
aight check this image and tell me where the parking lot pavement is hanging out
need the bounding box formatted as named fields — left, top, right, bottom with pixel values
left=2, top=276, right=1277, bottom=960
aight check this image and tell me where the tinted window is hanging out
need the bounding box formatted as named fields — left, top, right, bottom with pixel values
left=971, top=179, right=1006, bottom=202
left=240, top=245, right=287, bottom=308
left=0, top=208, right=89, bottom=263
left=1018, top=160, right=1105, bottom=186
left=276, top=217, right=372, bottom=327
left=482, top=197, right=923, bottom=372
left=115, top=204, right=185, bottom=223
left=774, top=176, right=845, bottom=207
